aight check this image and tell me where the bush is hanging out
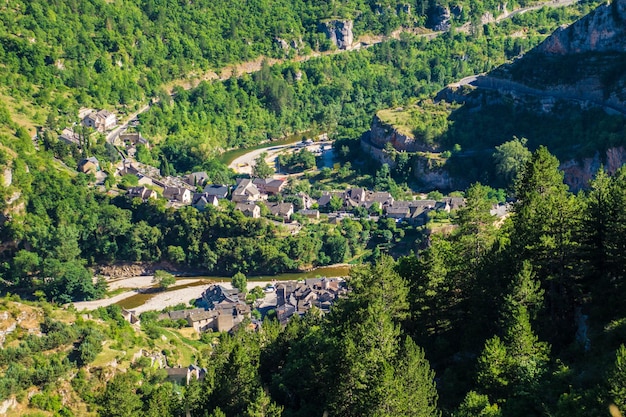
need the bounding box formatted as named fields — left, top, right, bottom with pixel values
left=30, top=391, right=62, bottom=412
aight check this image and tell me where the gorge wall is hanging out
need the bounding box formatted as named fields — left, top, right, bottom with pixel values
left=320, top=20, right=354, bottom=50
left=537, top=0, right=626, bottom=55
left=561, top=146, right=626, bottom=191
left=369, top=114, right=441, bottom=153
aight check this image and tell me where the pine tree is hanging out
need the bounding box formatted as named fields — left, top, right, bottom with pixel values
left=456, top=391, right=502, bottom=417
left=512, top=146, right=580, bottom=345
left=380, top=337, right=440, bottom=417
left=609, top=344, right=626, bottom=414
left=502, top=260, right=544, bottom=322
left=455, top=183, right=497, bottom=261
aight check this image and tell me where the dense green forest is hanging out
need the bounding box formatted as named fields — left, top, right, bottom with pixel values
left=94, top=147, right=626, bottom=417
left=1, top=0, right=542, bottom=115
left=0, top=161, right=395, bottom=302
left=2, top=0, right=626, bottom=416
left=136, top=2, right=599, bottom=177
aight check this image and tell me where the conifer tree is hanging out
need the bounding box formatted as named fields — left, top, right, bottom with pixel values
left=609, top=344, right=626, bottom=415
left=512, top=146, right=580, bottom=344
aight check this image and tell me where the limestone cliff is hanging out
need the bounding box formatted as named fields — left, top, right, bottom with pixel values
left=537, top=0, right=626, bottom=55
left=561, top=146, right=626, bottom=191
left=320, top=20, right=354, bottom=50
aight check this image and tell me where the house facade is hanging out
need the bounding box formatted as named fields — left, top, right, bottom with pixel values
left=82, top=109, right=117, bottom=132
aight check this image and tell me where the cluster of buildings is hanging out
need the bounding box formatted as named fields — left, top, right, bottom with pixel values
left=157, top=285, right=251, bottom=334
left=317, top=188, right=466, bottom=225
left=270, top=278, right=348, bottom=324
left=60, top=108, right=118, bottom=147
left=151, top=278, right=348, bottom=334
left=121, top=162, right=476, bottom=225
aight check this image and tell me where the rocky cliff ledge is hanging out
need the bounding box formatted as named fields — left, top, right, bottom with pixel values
left=561, top=146, right=626, bottom=191
left=369, top=111, right=442, bottom=153
left=320, top=20, right=354, bottom=50
left=537, top=0, right=626, bottom=55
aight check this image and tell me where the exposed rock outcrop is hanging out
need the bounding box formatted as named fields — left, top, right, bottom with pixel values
left=537, top=0, right=626, bottom=55
left=362, top=128, right=457, bottom=190
left=320, top=20, right=354, bottom=50
left=412, top=156, right=458, bottom=190
left=561, top=146, right=626, bottom=191
left=369, top=114, right=440, bottom=153
left=2, top=169, right=11, bottom=187
left=429, top=5, right=452, bottom=31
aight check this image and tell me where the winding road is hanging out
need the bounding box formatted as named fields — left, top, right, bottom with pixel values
left=108, top=0, right=588, bottom=160
left=451, top=74, right=626, bottom=116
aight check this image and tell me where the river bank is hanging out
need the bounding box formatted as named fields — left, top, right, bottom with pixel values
left=71, top=264, right=351, bottom=313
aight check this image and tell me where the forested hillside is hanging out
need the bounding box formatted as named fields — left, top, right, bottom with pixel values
left=3, top=147, right=626, bottom=417
left=137, top=3, right=597, bottom=176
left=0, top=0, right=508, bottom=112
left=2, top=0, right=626, bottom=416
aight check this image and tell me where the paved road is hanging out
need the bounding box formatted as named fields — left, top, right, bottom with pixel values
left=229, top=141, right=333, bottom=177
left=106, top=103, right=151, bottom=144
left=110, top=0, right=586, bottom=158
left=451, top=75, right=626, bottom=116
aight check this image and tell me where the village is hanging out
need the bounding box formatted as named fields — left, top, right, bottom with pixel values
left=57, top=107, right=511, bottom=232
left=114, top=276, right=349, bottom=385
left=56, top=108, right=516, bottom=385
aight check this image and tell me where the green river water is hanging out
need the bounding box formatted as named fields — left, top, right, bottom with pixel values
left=116, top=265, right=350, bottom=310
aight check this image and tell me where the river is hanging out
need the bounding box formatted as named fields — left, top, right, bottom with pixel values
left=219, top=131, right=314, bottom=166
left=114, top=265, right=350, bottom=311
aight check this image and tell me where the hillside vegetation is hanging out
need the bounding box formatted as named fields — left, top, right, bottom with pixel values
left=3, top=149, right=626, bottom=417
left=1, top=0, right=626, bottom=416
left=137, top=2, right=599, bottom=178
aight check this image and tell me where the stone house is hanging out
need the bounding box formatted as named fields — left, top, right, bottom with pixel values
left=203, top=184, right=229, bottom=199
left=199, top=285, right=251, bottom=333
left=187, top=310, right=219, bottom=332
left=192, top=193, right=219, bottom=210
left=78, top=157, right=100, bottom=174
left=235, top=202, right=261, bottom=218
left=82, top=109, right=117, bottom=132
left=128, top=186, right=158, bottom=201
left=121, top=309, right=140, bottom=325
left=119, top=132, right=149, bottom=149
left=59, top=128, right=81, bottom=146
left=165, top=365, right=207, bottom=385
left=268, top=202, right=294, bottom=220
left=163, top=186, right=192, bottom=204
left=232, top=179, right=262, bottom=203
left=385, top=205, right=410, bottom=219
left=186, top=171, right=209, bottom=187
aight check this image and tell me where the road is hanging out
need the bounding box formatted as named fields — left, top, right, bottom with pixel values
left=105, top=0, right=586, bottom=160
left=451, top=74, right=626, bottom=116
left=229, top=141, right=332, bottom=176
left=106, top=103, right=151, bottom=144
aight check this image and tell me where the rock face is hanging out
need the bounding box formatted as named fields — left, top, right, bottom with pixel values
left=362, top=124, right=457, bottom=190
left=320, top=20, right=353, bottom=50
left=537, top=0, right=626, bottom=55
left=369, top=114, right=440, bottom=153
left=412, top=156, right=458, bottom=190
left=2, top=168, right=11, bottom=187
left=561, top=146, right=626, bottom=191
left=429, top=5, right=452, bottom=31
